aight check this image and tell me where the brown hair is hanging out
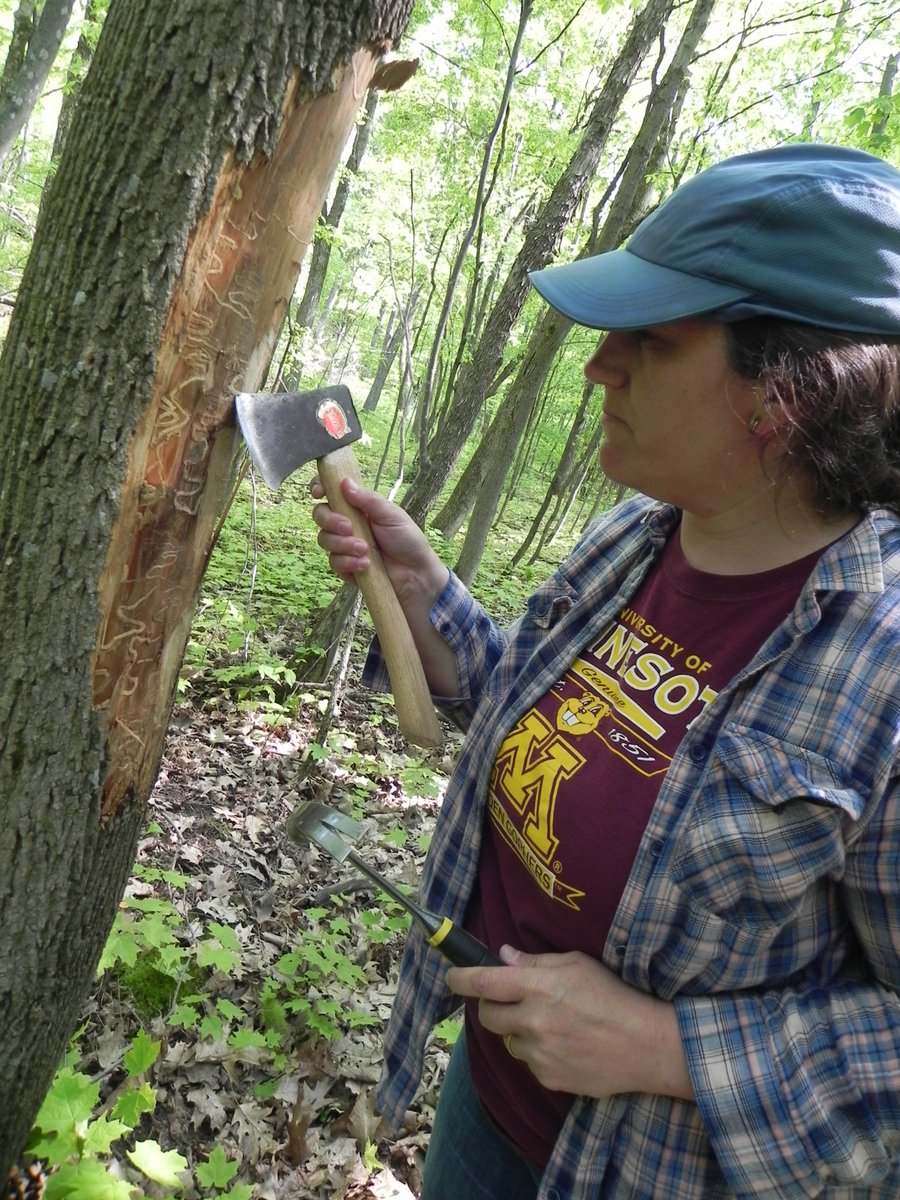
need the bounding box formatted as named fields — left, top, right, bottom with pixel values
left=725, top=318, right=900, bottom=515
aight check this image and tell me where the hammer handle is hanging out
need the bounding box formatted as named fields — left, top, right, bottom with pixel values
left=317, top=445, right=443, bottom=749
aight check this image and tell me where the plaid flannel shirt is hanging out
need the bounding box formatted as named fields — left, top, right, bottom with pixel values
left=370, top=495, right=900, bottom=1199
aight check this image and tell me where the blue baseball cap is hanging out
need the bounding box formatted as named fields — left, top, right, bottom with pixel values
left=528, top=144, right=900, bottom=335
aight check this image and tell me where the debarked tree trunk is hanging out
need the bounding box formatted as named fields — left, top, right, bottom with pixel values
left=0, top=0, right=412, bottom=1171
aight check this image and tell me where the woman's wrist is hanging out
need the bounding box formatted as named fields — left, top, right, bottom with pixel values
left=392, top=553, right=451, bottom=610
left=628, top=994, right=695, bottom=1101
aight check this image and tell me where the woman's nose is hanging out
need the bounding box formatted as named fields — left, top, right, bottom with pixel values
left=584, top=332, right=629, bottom=388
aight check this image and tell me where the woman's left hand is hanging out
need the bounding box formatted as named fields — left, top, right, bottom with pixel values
left=446, top=944, right=694, bottom=1101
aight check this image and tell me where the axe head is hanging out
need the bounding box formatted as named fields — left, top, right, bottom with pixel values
left=235, top=384, right=362, bottom=489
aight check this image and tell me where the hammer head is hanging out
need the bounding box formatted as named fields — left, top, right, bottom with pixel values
left=235, top=384, right=362, bottom=489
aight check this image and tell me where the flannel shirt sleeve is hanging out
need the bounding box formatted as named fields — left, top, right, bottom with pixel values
left=675, top=773, right=900, bottom=1199
left=362, top=570, right=508, bottom=730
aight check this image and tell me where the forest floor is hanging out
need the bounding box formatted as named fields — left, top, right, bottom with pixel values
left=76, top=678, right=462, bottom=1199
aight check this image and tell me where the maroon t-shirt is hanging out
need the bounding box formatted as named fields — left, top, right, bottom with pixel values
left=465, top=529, right=821, bottom=1167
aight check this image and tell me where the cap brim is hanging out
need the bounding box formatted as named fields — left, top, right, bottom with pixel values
left=528, top=249, right=751, bottom=330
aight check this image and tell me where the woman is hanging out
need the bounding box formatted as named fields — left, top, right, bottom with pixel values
left=312, top=144, right=900, bottom=1199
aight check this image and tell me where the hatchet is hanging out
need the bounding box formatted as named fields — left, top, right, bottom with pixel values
left=234, top=385, right=443, bottom=750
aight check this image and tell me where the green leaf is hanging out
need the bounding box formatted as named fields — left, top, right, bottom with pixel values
left=346, top=1010, right=380, bottom=1029
left=195, top=1145, right=238, bottom=1189
left=127, top=1139, right=189, bottom=1188
left=30, top=1126, right=80, bottom=1167
left=200, top=1013, right=225, bottom=1041
left=169, top=1001, right=200, bottom=1030
left=433, top=1016, right=463, bottom=1046
left=123, top=1028, right=161, bottom=1078
left=207, top=921, right=240, bottom=950
left=223, top=1187, right=254, bottom=1200
left=198, top=929, right=241, bottom=974
left=111, top=1082, right=156, bottom=1126
left=216, top=996, right=244, bottom=1023
left=260, top=991, right=287, bottom=1032
left=253, top=1077, right=281, bottom=1100
left=83, top=1113, right=131, bottom=1155
left=363, top=1139, right=383, bottom=1172
left=35, top=1067, right=99, bottom=1133
left=97, top=920, right=140, bottom=973
left=157, top=943, right=190, bottom=977
left=228, top=1027, right=267, bottom=1049
left=43, top=1159, right=135, bottom=1199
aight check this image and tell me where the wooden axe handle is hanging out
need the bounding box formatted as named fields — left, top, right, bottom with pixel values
left=317, top=444, right=443, bottom=749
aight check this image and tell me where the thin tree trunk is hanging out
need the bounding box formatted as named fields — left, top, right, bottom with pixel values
left=510, top=377, right=598, bottom=561
left=295, top=88, right=380, bottom=328
left=0, top=0, right=77, bottom=169
left=523, top=405, right=606, bottom=565
left=0, top=0, right=412, bottom=1169
left=415, top=0, right=532, bottom=472
left=872, top=49, right=899, bottom=140
left=401, top=0, right=675, bottom=526
left=364, top=314, right=402, bottom=410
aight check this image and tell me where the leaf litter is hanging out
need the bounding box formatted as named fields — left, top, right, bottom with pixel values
left=71, top=682, right=462, bottom=1198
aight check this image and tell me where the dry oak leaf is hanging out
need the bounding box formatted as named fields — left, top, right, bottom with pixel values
left=370, top=58, right=419, bottom=92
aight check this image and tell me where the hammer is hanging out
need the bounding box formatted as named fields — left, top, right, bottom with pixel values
left=234, top=385, right=443, bottom=749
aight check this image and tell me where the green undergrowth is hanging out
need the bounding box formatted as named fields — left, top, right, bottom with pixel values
left=29, top=852, right=414, bottom=1198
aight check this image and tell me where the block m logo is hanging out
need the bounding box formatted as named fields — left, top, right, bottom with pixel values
left=491, top=711, right=585, bottom=863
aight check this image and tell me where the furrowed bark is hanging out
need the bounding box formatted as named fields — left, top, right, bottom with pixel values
left=0, top=0, right=413, bottom=1170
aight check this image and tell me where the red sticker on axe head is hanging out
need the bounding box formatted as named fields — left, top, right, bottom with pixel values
left=317, top=399, right=350, bottom=440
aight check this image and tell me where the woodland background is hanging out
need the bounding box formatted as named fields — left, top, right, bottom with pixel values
left=0, top=0, right=898, bottom=1197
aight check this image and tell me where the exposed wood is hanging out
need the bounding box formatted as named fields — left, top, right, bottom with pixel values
left=95, top=50, right=384, bottom=820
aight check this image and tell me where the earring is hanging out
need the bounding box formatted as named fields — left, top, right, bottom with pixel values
left=748, top=414, right=762, bottom=435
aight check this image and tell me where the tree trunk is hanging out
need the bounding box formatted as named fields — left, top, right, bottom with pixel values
left=872, top=49, right=899, bottom=141
left=400, top=0, right=675, bottom=526
left=414, top=0, right=532, bottom=472
left=0, top=0, right=412, bottom=1171
left=295, top=87, right=380, bottom=327
left=364, top=312, right=404, bottom=410
left=0, top=0, right=77, bottom=169
left=449, top=0, right=717, bottom=582
left=519, top=398, right=606, bottom=566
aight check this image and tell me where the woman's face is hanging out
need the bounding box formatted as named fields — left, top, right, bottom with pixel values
left=584, top=319, right=766, bottom=516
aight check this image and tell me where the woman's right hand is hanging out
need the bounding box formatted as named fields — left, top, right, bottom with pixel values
left=312, top=476, right=461, bottom=696
left=311, top=477, right=449, bottom=606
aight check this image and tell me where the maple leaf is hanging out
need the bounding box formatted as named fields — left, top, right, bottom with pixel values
left=34, top=1067, right=99, bottom=1133
left=196, top=1144, right=239, bottom=1188
left=123, top=1028, right=161, bottom=1077
left=83, top=1113, right=131, bottom=1155
left=112, top=1082, right=156, bottom=1126
left=127, top=1139, right=189, bottom=1188
left=44, top=1159, right=135, bottom=1199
